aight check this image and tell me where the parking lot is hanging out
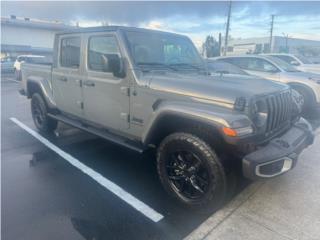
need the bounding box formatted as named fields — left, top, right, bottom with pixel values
left=2, top=73, right=320, bottom=240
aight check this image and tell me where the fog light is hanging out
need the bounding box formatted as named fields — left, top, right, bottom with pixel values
left=256, top=157, right=293, bottom=177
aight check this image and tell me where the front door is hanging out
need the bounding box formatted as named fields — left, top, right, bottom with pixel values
left=52, top=35, right=84, bottom=117
left=82, top=33, right=130, bottom=131
left=244, top=58, right=281, bottom=81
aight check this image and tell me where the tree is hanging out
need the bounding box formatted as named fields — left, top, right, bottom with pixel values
left=202, top=35, right=220, bottom=58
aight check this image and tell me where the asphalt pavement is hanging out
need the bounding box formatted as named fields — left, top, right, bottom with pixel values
left=1, top=74, right=247, bottom=240
left=1, top=73, right=319, bottom=240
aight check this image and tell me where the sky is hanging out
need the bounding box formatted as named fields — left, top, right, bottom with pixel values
left=1, top=1, right=320, bottom=47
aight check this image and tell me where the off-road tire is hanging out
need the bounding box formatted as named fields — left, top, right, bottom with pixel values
left=31, top=93, right=58, bottom=133
left=157, top=132, right=226, bottom=209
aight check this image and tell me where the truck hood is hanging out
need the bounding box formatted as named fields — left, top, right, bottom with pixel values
left=281, top=71, right=320, bottom=82
left=298, top=64, right=320, bottom=74
left=139, top=71, right=289, bottom=106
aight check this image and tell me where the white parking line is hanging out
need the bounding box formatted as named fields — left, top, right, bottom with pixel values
left=10, top=117, right=164, bottom=223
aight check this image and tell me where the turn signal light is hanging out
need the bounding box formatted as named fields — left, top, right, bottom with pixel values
left=222, top=127, right=238, bottom=137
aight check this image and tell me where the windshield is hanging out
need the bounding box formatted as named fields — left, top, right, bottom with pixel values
left=295, top=54, right=313, bottom=64
left=266, top=56, right=300, bottom=72
left=124, top=30, right=205, bottom=71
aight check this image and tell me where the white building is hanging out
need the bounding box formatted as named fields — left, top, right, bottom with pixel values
left=1, top=15, right=74, bottom=58
left=224, top=36, right=320, bottom=57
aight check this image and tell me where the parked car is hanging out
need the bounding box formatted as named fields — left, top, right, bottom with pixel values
left=20, top=26, right=313, bottom=208
left=14, top=55, right=49, bottom=80
left=216, top=55, right=320, bottom=115
left=266, top=53, right=320, bottom=74
left=1, top=57, right=15, bottom=73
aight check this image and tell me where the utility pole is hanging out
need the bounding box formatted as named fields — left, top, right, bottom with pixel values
left=282, top=32, right=290, bottom=53
left=224, top=1, right=232, bottom=56
left=218, top=32, right=222, bottom=56
left=269, top=14, right=275, bottom=53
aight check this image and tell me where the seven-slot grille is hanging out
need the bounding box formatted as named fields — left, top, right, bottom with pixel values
left=265, top=91, right=292, bottom=135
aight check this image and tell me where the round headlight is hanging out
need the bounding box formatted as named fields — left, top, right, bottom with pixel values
left=253, top=100, right=268, bottom=128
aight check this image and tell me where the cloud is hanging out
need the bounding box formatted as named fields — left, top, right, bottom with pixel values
left=2, top=1, right=320, bottom=45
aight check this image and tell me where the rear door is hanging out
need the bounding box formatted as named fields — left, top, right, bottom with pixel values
left=52, top=34, right=84, bottom=118
left=81, top=32, right=130, bottom=131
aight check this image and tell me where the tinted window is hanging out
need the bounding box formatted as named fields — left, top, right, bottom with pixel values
left=295, top=54, right=312, bottom=64
left=220, top=58, right=250, bottom=69
left=246, top=58, right=279, bottom=72
left=125, top=31, right=203, bottom=69
left=60, top=37, right=81, bottom=68
left=273, top=55, right=298, bottom=65
left=265, top=56, right=299, bottom=72
left=88, top=35, right=120, bottom=72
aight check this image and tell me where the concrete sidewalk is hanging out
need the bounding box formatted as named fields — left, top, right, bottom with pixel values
left=186, top=128, right=320, bottom=240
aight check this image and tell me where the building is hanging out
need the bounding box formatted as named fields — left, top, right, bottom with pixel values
left=223, top=36, right=320, bottom=57
left=1, top=15, right=74, bottom=58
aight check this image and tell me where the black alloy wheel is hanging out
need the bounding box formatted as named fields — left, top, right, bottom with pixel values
left=157, top=133, right=226, bottom=208
left=31, top=93, right=58, bottom=133
left=166, top=150, right=210, bottom=200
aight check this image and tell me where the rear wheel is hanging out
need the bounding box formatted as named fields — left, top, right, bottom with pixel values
left=157, top=133, right=226, bottom=209
left=31, top=93, right=58, bottom=133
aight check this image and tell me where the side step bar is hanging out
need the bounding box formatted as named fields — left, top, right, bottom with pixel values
left=48, top=113, right=146, bottom=153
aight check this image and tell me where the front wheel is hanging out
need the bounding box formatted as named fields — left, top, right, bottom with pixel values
left=31, top=93, right=58, bottom=133
left=157, top=133, right=226, bottom=209
left=294, top=87, right=315, bottom=117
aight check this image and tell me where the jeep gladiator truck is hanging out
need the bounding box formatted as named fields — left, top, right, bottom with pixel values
left=20, top=26, right=314, bottom=208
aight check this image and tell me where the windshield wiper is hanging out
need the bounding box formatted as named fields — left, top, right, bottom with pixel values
left=137, top=62, right=177, bottom=71
left=286, top=70, right=301, bottom=72
left=169, top=63, right=205, bottom=71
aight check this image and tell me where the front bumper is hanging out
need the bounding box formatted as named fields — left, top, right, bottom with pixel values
left=243, top=118, right=314, bottom=180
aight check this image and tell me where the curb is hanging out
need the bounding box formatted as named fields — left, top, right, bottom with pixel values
left=184, top=181, right=265, bottom=240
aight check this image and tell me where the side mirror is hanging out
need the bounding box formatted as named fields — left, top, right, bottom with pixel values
left=290, top=60, right=300, bottom=66
left=102, top=54, right=125, bottom=78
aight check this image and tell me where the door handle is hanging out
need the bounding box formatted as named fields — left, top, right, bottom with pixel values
left=75, top=79, right=82, bottom=87
left=58, top=76, right=68, bottom=82
left=83, top=80, right=95, bottom=87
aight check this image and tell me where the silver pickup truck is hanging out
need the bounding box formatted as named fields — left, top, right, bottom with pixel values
left=20, top=26, right=314, bottom=208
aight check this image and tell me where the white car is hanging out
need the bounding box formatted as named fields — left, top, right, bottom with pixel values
left=1, top=57, right=15, bottom=73
left=266, top=53, right=320, bottom=74
left=215, top=55, right=320, bottom=115
left=14, top=55, right=46, bottom=80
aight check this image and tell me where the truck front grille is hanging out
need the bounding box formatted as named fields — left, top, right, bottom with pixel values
left=265, top=91, right=292, bottom=135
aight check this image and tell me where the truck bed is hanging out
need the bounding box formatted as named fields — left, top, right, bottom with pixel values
left=20, top=63, right=52, bottom=95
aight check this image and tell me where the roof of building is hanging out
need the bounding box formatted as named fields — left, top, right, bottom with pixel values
left=229, top=36, right=320, bottom=46
left=1, top=16, right=74, bottom=31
